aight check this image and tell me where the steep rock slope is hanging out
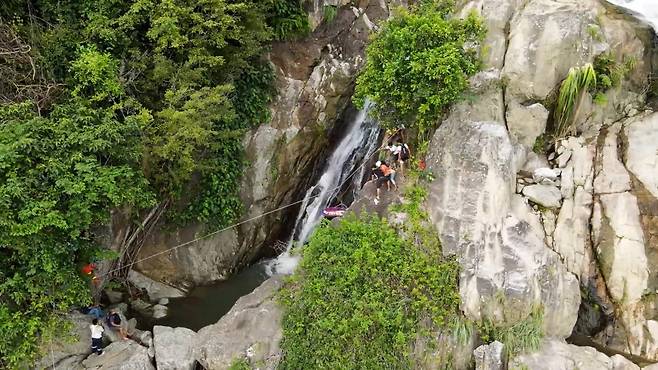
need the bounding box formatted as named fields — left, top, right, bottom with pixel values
left=428, top=0, right=658, bottom=363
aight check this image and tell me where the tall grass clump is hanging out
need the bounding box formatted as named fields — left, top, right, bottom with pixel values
left=554, top=63, right=596, bottom=140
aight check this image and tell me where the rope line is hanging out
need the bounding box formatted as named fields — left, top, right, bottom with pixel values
left=99, top=139, right=390, bottom=279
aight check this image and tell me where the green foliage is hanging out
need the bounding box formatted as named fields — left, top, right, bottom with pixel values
left=70, top=46, right=122, bottom=103
left=264, top=0, right=310, bottom=40
left=554, top=63, right=596, bottom=140
left=323, top=5, right=338, bottom=24
left=0, top=95, right=152, bottom=366
left=0, top=239, right=91, bottom=368
left=279, top=211, right=460, bottom=368
left=477, top=307, right=544, bottom=358
left=228, top=358, right=252, bottom=370
left=1, top=0, right=307, bottom=365
left=354, top=1, right=485, bottom=135
left=590, top=53, right=636, bottom=98
left=587, top=24, right=603, bottom=42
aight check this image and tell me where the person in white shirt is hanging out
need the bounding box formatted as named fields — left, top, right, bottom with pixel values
left=90, top=318, right=104, bottom=355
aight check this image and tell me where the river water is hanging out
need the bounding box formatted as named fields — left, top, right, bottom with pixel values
left=150, top=106, right=380, bottom=330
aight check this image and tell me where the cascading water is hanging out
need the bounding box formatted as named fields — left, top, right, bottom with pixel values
left=606, top=0, right=658, bottom=32
left=267, top=105, right=380, bottom=275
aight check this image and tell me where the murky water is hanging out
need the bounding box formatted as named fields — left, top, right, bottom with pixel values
left=142, top=263, right=269, bottom=331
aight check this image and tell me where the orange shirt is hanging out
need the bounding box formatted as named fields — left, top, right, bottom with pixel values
left=380, top=164, right=392, bottom=176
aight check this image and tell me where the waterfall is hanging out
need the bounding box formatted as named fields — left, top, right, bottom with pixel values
left=606, top=0, right=658, bottom=33
left=267, top=105, right=380, bottom=275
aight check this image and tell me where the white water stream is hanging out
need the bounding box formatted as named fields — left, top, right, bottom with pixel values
left=606, top=0, right=658, bottom=33
left=267, top=106, right=380, bottom=275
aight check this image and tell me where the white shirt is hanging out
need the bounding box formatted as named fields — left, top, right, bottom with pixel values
left=90, top=324, right=104, bottom=339
left=388, top=145, right=402, bottom=155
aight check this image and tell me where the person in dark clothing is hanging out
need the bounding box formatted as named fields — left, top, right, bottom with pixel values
left=106, top=308, right=128, bottom=340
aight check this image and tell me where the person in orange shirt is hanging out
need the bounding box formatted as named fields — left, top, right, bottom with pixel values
left=81, top=263, right=100, bottom=287
left=375, top=161, right=397, bottom=200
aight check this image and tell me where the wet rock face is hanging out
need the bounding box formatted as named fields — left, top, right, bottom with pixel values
left=132, top=1, right=397, bottom=287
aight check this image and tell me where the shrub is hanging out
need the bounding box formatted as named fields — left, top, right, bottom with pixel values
left=353, top=1, right=485, bottom=135
left=279, top=214, right=460, bottom=369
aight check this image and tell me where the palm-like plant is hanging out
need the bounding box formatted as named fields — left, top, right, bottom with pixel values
left=555, top=63, right=597, bottom=139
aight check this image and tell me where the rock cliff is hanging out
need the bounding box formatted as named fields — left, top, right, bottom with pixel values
left=130, top=0, right=400, bottom=288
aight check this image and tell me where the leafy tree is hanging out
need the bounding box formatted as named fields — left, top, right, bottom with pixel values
left=0, top=47, right=152, bottom=367
left=353, top=1, right=485, bottom=135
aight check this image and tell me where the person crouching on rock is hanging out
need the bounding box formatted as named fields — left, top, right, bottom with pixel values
left=375, top=161, right=397, bottom=201
left=90, top=318, right=105, bottom=356
left=106, top=308, right=128, bottom=340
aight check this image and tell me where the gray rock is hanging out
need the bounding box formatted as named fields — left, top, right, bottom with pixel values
left=158, top=298, right=169, bottom=306
left=502, top=0, right=599, bottom=101
left=625, top=112, right=658, bottom=199
left=533, top=167, right=559, bottom=182
left=151, top=305, right=168, bottom=320
left=108, top=302, right=128, bottom=315
left=36, top=313, right=90, bottom=369
left=509, top=339, right=625, bottom=370
left=153, top=326, right=196, bottom=370
left=82, top=340, right=154, bottom=370
left=128, top=270, right=186, bottom=302
left=552, top=137, right=595, bottom=279
left=425, top=119, right=579, bottom=338
left=506, top=101, right=549, bottom=148
left=610, top=354, right=640, bottom=370
left=193, top=277, right=283, bottom=369
left=105, top=290, right=124, bottom=304
left=522, top=184, right=562, bottom=208
left=474, top=341, right=505, bottom=370
left=557, top=150, right=572, bottom=168
left=52, top=354, right=86, bottom=370
left=522, top=152, right=550, bottom=174
left=130, top=299, right=153, bottom=318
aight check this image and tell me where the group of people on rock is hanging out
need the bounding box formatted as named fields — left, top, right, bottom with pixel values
left=80, top=263, right=129, bottom=356
left=86, top=306, right=128, bottom=356
left=371, top=129, right=411, bottom=202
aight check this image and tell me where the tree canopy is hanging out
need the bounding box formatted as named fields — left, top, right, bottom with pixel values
left=353, top=1, right=485, bottom=135
left=0, top=0, right=309, bottom=366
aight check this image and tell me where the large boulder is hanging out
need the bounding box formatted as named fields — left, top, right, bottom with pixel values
left=509, top=339, right=638, bottom=370
left=425, top=118, right=580, bottom=338
left=36, top=313, right=91, bottom=369
left=522, top=184, right=562, bottom=208
left=502, top=0, right=600, bottom=101
left=153, top=326, right=196, bottom=370
left=81, top=340, right=154, bottom=370
left=193, top=277, right=284, bottom=369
